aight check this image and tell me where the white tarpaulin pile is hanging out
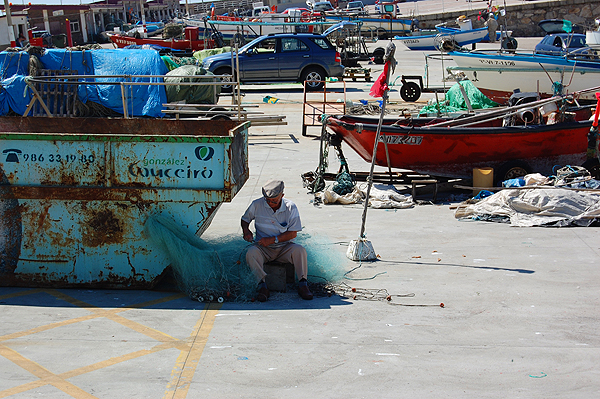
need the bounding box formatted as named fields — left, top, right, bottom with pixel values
left=454, top=187, right=600, bottom=227
left=318, top=184, right=414, bottom=209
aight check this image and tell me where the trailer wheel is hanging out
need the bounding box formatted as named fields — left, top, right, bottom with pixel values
left=495, top=160, right=531, bottom=186
left=400, top=82, right=421, bottom=102
left=582, top=158, right=600, bottom=180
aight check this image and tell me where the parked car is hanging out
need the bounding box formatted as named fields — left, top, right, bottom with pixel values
left=345, top=1, right=365, bottom=14
left=534, top=33, right=593, bottom=57
left=202, top=33, right=344, bottom=91
left=311, top=1, right=334, bottom=13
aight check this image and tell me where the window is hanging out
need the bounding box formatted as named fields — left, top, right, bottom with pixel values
left=252, top=37, right=277, bottom=53
left=281, top=38, right=308, bottom=52
left=311, top=37, right=332, bottom=50
left=70, top=20, right=80, bottom=33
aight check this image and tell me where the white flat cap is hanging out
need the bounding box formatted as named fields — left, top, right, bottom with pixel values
left=262, top=180, right=284, bottom=198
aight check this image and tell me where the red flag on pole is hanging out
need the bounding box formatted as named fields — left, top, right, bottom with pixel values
left=369, top=61, right=390, bottom=98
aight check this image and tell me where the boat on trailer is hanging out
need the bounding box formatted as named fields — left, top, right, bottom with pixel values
left=324, top=93, right=599, bottom=182
left=108, top=26, right=215, bottom=52
left=449, top=50, right=600, bottom=105
left=395, top=27, right=490, bottom=51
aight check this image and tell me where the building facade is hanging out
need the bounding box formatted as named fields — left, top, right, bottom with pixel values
left=1, top=0, right=181, bottom=47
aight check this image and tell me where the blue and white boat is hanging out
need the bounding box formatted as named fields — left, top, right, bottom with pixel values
left=449, top=49, right=600, bottom=104
left=394, top=26, right=490, bottom=51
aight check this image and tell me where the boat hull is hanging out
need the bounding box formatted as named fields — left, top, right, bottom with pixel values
left=109, top=33, right=212, bottom=52
left=396, top=28, right=489, bottom=51
left=326, top=115, right=591, bottom=179
left=449, top=51, right=600, bottom=104
left=326, top=15, right=413, bottom=36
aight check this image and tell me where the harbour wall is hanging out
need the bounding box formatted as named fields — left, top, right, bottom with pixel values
left=414, top=0, right=600, bottom=37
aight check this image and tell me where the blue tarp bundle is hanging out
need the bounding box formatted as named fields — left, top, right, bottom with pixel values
left=0, top=48, right=168, bottom=117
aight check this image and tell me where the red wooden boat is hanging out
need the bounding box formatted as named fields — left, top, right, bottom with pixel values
left=108, top=27, right=214, bottom=52
left=325, top=112, right=594, bottom=181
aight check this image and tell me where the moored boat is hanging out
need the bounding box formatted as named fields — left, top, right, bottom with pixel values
left=395, top=27, right=490, bottom=51
left=325, top=2, right=415, bottom=39
left=449, top=50, right=600, bottom=104
left=108, top=26, right=214, bottom=52
left=325, top=96, right=597, bottom=181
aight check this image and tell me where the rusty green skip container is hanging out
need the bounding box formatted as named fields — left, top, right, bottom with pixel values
left=0, top=116, right=249, bottom=288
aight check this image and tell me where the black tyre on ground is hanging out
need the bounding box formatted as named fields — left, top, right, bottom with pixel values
left=372, top=47, right=385, bottom=64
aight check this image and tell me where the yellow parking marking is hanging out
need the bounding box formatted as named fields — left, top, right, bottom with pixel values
left=0, top=289, right=219, bottom=399
left=164, top=302, right=222, bottom=399
left=0, top=344, right=98, bottom=399
left=1, top=291, right=186, bottom=343
left=0, top=289, right=44, bottom=300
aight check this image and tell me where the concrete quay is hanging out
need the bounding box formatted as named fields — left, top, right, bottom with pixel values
left=0, top=38, right=599, bottom=398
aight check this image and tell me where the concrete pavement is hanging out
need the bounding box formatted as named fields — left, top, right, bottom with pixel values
left=1, top=37, right=599, bottom=398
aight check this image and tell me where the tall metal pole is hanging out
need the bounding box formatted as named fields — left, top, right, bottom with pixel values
left=139, top=0, right=147, bottom=38
left=3, top=0, right=16, bottom=46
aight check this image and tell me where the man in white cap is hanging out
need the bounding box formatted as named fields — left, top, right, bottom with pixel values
left=485, top=13, right=498, bottom=43
left=241, top=179, right=313, bottom=302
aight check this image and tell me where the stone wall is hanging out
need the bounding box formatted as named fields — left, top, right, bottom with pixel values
left=415, top=0, right=600, bottom=37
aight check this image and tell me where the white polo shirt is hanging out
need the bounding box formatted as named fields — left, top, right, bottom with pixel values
left=241, top=197, right=302, bottom=247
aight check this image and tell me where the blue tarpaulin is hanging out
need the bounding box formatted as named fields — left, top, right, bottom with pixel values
left=0, top=48, right=168, bottom=117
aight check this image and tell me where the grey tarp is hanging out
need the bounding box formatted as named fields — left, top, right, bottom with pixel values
left=454, top=187, right=600, bottom=227
left=164, top=65, right=221, bottom=104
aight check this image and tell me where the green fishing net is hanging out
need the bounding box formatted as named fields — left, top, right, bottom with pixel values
left=419, top=80, right=498, bottom=115
left=144, top=214, right=347, bottom=302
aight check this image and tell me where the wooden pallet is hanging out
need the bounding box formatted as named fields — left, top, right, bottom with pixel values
left=340, top=67, right=371, bottom=82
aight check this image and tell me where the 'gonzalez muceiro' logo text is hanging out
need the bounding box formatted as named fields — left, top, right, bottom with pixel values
left=128, top=146, right=216, bottom=180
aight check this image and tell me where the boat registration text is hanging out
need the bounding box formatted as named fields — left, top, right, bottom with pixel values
left=378, top=135, right=423, bottom=145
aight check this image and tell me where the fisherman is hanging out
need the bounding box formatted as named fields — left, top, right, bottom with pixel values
left=241, top=179, right=313, bottom=302
left=485, top=13, right=499, bottom=43
left=16, top=33, right=26, bottom=48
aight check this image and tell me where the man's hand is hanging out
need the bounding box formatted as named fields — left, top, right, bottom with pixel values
left=243, top=231, right=253, bottom=242
left=257, top=236, right=276, bottom=247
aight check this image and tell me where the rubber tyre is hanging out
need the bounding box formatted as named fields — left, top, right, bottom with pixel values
left=376, top=28, right=388, bottom=40
left=440, top=38, right=459, bottom=52
left=214, top=67, right=234, bottom=93
left=372, top=47, right=385, bottom=64
left=400, top=82, right=421, bottom=102
left=302, top=67, right=326, bottom=91
left=582, top=158, right=600, bottom=180
left=495, top=160, right=531, bottom=186
left=501, top=37, right=518, bottom=52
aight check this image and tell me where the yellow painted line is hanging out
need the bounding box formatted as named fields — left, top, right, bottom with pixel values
left=1, top=291, right=186, bottom=343
left=0, top=344, right=98, bottom=399
left=0, top=288, right=44, bottom=300
left=45, top=290, right=181, bottom=342
left=0, top=313, right=99, bottom=342
left=163, top=302, right=222, bottom=399
left=0, top=289, right=203, bottom=398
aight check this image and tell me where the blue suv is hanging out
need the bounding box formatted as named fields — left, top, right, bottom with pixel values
left=201, top=33, right=345, bottom=91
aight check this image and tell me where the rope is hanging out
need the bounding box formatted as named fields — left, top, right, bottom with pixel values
left=331, top=171, right=355, bottom=195
left=552, top=81, right=564, bottom=96
left=312, top=282, right=444, bottom=307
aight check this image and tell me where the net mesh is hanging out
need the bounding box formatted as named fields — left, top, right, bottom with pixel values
left=144, top=214, right=347, bottom=302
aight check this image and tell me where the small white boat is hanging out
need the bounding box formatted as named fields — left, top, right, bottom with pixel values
left=449, top=50, right=600, bottom=104
left=395, top=27, right=489, bottom=51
